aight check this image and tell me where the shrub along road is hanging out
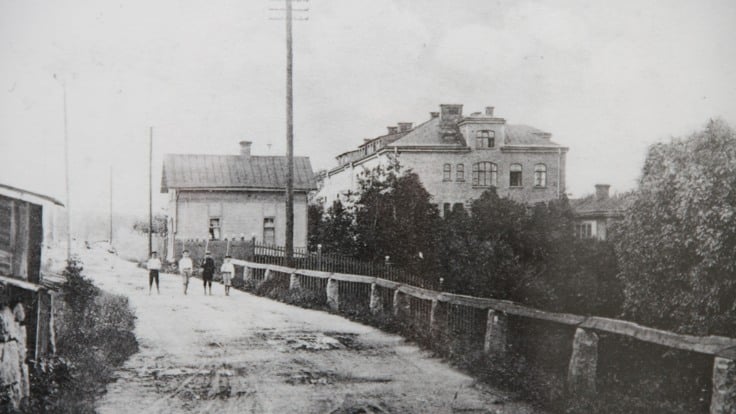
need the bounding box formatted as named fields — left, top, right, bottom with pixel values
left=80, top=249, right=541, bottom=414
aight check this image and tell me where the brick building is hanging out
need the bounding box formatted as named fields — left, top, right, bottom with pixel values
left=160, top=141, right=316, bottom=260
left=316, top=104, right=568, bottom=214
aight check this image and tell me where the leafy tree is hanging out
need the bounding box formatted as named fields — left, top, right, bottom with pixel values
left=351, top=163, right=441, bottom=276
left=613, top=119, right=736, bottom=335
left=319, top=198, right=359, bottom=256
left=132, top=214, right=167, bottom=236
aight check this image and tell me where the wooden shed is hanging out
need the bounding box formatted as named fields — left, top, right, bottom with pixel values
left=0, top=183, right=63, bottom=359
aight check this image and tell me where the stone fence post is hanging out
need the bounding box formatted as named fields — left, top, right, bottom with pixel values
left=289, top=272, right=301, bottom=290
left=369, top=283, right=383, bottom=314
left=484, top=309, right=508, bottom=358
left=393, top=289, right=409, bottom=318
left=326, top=278, right=339, bottom=311
left=711, top=357, right=736, bottom=414
left=567, top=328, right=599, bottom=400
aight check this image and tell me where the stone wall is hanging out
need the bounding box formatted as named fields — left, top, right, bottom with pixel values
left=0, top=302, right=30, bottom=410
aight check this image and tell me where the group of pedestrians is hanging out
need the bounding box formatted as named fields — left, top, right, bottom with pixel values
left=145, top=250, right=235, bottom=296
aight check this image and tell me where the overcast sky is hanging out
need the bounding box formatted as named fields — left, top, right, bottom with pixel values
left=2, top=0, right=735, bottom=219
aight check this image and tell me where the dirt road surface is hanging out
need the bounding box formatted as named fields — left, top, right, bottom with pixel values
left=80, top=250, right=541, bottom=414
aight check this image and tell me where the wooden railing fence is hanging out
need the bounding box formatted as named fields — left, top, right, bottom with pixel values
left=231, top=258, right=736, bottom=414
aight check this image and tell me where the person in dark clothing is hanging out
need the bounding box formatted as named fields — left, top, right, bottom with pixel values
left=201, top=251, right=215, bottom=295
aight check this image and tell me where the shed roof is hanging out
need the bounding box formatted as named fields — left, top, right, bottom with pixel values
left=0, top=183, right=64, bottom=206
left=161, top=154, right=316, bottom=193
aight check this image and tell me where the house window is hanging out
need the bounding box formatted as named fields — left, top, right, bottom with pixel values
left=472, top=162, right=497, bottom=187
left=576, top=223, right=593, bottom=239
left=208, top=218, right=221, bottom=240
left=443, top=164, right=452, bottom=181
left=534, top=164, right=547, bottom=187
left=443, top=203, right=451, bottom=217
left=456, top=164, right=465, bottom=181
left=475, top=130, right=495, bottom=148
left=509, top=164, right=523, bottom=187
left=448, top=107, right=459, bottom=115
left=452, top=203, right=465, bottom=214
left=263, top=217, right=275, bottom=245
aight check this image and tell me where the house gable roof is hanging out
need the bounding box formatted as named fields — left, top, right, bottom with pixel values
left=570, top=193, right=633, bottom=218
left=161, top=154, right=316, bottom=193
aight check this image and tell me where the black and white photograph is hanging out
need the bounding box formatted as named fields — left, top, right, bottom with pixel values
left=1, top=1, right=736, bottom=413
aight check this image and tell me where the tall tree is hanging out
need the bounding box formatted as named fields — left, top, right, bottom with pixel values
left=613, top=119, right=736, bottom=335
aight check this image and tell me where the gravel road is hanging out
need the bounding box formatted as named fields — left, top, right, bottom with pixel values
left=81, top=250, right=541, bottom=414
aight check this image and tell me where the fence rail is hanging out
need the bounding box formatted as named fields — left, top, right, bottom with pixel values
left=230, top=258, right=736, bottom=414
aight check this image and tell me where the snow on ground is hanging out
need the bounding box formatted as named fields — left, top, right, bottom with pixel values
left=78, top=248, right=542, bottom=414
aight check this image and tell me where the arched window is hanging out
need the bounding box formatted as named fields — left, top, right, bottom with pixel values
left=509, top=163, right=523, bottom=187
left=472, top=162, right=497, bottom=187
left=475, top=130, right=495, bottom=148
left=534, top=164, right=547, bottom=187
left=456, top=164, right=465, bottom=181
left=443, top=164, right=452, bottom=181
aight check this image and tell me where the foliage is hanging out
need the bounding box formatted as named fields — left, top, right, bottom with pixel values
left=24, top=258, right=138, bottom=413
left=311, top=161, right=442, bottom=280
left=132, top=213, right=167, bottom=236
left=613, top=119, right=736, bottom=335
left=309, top=199, right=359, bottom=256
left=310, top=160, right=622, bottom=315
left=439, top=189, right=621, bottom=314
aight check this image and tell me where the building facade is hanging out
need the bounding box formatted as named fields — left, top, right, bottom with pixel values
left=317, top=104, right=568, bottom=213
left=161, top=141, right=316, bottom=260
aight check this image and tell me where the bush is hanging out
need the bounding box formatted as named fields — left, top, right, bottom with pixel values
left=23, top=257, right=138, bottom=413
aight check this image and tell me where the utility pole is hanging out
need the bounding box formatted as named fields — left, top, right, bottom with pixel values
left=270, top=0, right=308, bottom=266
left=149, top=127, right=153, bottom=256
left=54, top=74, right=72, bottom=261
left=109, top=165, right=113, bottom=245
left=285, top=0, right=294, bottom=266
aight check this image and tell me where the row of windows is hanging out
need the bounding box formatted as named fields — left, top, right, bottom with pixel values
left=443, top=163, right=547, bottom=188
left=208, top=217, right=277, bottom=244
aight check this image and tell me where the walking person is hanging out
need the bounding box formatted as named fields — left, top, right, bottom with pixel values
left=147, top=251, right=161, bottom=294
left=178, top=250, right=193, bottom=295
left=201, top=251, right=215, bottom=295
left=220, top=255, right=235, bottom=296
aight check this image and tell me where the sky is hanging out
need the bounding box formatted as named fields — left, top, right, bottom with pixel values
left=1, top=0, right=736, bottom=220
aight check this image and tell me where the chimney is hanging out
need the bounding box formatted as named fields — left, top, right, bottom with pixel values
left=239, top=140, right=252, bottom=157
left=485, top=106, right=495, bottom=116
left=387, top=126, right=399, bottom=134
left=430, top=112, right=439, bottom=118
left=595, top=184, right=610, bottom=201
left=398, top=122, right=413, bottom=132
left=439, top=104, right=463, bottom=124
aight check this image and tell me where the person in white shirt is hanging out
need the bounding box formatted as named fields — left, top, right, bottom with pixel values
left=178, top=250, right=194, bottom=295
left=220, top=255, right=235, bottom=296
left=147, top=251, right=162, bottom=295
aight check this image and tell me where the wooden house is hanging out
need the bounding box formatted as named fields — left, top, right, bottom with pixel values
left=160, top=141, right=316, bottom=261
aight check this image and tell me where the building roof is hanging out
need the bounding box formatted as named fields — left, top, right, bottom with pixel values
left=570, top=193, right=633, bottom=218
left=390, top=117, right=464, bottom=147
left=0, top=183, right=64, bottom=206
left=161, top=154, right=316, bottom=193
left=505, top=125, right=562, bottom=146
